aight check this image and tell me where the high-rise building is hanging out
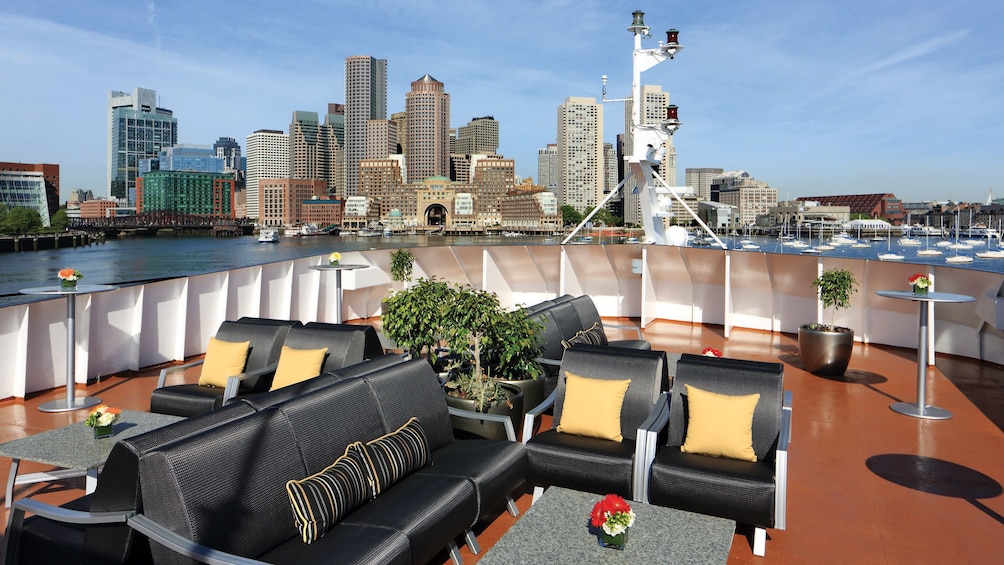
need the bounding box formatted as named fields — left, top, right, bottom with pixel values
left=258, top=178, right=327, bottom=227
left=455, top=116, right=498, bottom=155
left=107, top=87, right=178, bottom=203
left=405, top=75, right=450, bottom=183
left=470, top=156, right=515, bottom=227
left=536, top=144, right=558, bottom=191
left=715, top=171, right=778, bottom=226
left=213, top=137, right=242, bottom=173
left=623, top=85, right=671, bottom=224
left=390, top=111, right=407, bottom=154
left=685, top=168, right=724, bottom=201
left=290, top=111, right=321, bottom=180
left=365, top=120, right=398, bottom=160
left=344, top=56, right=387, bottom=198
left=556, top=96, right=603, bottom=213
left=603, top=142, right=617, bottom=199
left=0, top=162, right=59, bottom=215
left=245, top=129, right=289, bottom=221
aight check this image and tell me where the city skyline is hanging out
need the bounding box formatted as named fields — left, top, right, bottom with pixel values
left=1, top=1, right=1001, bottom=203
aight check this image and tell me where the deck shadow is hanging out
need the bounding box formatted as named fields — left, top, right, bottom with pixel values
left=866, top=454, right=1004, bottom=525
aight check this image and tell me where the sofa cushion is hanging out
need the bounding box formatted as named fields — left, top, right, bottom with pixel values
left=197, top=337, right=250, bottom=387
left=556, top=372, right=631, bottom=442
left=257, top=522, right=411, bottom=565
left=286, top=442, right=371, bottom=543
left=363, top=417, right=431, bottom=497
left=680, top=384, right=760, bottom=462
left=361, top=359, right=455, bottom=451
left=560, top=322, right=605, bottom=349
left=270, top=346, right=329, bottom=391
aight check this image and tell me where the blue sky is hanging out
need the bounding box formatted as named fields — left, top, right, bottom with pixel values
left=1, top=0, right=1001, bottom=203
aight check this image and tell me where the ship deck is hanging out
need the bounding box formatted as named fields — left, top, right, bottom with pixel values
left=1, top=319, right=1002, bottom=564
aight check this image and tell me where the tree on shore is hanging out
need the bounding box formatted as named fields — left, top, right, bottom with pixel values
left=1, top=207, right=43, bottom=235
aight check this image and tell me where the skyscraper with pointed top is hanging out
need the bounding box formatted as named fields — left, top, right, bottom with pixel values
left=405, top=74, right=450, bottom=183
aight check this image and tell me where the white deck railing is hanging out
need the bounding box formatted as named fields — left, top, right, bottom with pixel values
left=2, top=245, right=1002, bottom=399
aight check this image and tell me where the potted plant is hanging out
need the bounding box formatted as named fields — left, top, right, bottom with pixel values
left=482, top=307, right=545, bottom=411
left=798, top=267, right=859, bottom=376
left=381, top=277, right=454, bottom=365
left=440, top=285, right=526, bottom=440
left=389, top=248, right=414, bottom=286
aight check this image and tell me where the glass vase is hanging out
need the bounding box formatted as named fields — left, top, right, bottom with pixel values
left=61, top=279, right=77, bottom=290
left=329, top=260, right=339, bottom=267
left=92, top=424, right=113, bottom=439
left=599, top=529, right=628, bottom=550
left=912, top=285, right=928, bottom=296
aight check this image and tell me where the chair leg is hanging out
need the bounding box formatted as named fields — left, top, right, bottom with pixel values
left=506, top=495, right=519, bottom=517
left=448, top=539, right=463, bottom=565
left=531, top=486, right=544, bottom=505
left=464, top=528, right=481, bottom=554
left=753, top=527, right=767, bottom=556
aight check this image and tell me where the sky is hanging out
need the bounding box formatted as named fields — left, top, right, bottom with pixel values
left=1, top=0, right=1002, bottom=203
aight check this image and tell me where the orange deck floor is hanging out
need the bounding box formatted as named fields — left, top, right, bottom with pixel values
left=1, top=320, right=1002, bottom=564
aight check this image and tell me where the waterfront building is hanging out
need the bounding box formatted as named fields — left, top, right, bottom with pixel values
left=341, top=195, right=380, bottom=230
left=557, top=96, right=604, bottom=213
left=797, top=193, right=904, bottom=223
left=107, top=87, right=178, bottom=203
left=258, top=178, right=326, bottom=227
left=0, top=170, right=51, bottom=227
left=135, top=170, right=236, bottom=218
left=344, top=56, right=387, bottom=198
left=767, top=201, right=851, bottom=230
left=500, top=188, right=561, bottom=232
left=359, top=157, right=415, bottom=225
left=685, top=167, right=725, bottom=202
left=0, top=162, right=59, bottom=216
left=78, top=198, right=119, bottom=220
left=536, top=144, right=559, bottom=192
left=416, top=177, right=456, bottom=227
left=449, top=154, right=472, bottom=183
left=245, top=129, right=289, bottom=221
left=455, top=116, right=499, bottom=156
left=623, top=85, right=672, bottom=225
left=470, top=156, right=515, bottom=227
left=300, top=198, right=343, bottom=228
left=713, top=171, right=778, bottom=226
left=213, top=137, right=242, bottom=174
left=405, top=75, right=451, bottom=184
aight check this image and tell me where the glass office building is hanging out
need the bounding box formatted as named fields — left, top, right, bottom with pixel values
left=0, top=171, right=51, bottom=227
left=108, top=88, right=178, bottom=203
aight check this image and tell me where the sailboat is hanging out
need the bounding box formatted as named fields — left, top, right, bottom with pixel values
left=878, top=225, right=904, bottom=261
left=946, top=210, right=973, bottom=263
left=916, top=218, right=942, bottom=256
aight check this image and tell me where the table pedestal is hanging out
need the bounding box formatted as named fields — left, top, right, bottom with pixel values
left=310, top=264, right=366, bottom=323
left=876, top=290, right=974, bottom=420
left=22, top=285, right=115, bottom=412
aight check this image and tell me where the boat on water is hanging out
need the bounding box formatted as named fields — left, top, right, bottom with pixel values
left=257, top=229, right=279, bottom=243
left=946, top=255, right=974, bottom=264
left=878, top=252, right=905, bottom=261
left=899, top=237, right=922, bottom=247
left=975, top=249, right=1004, bottom=259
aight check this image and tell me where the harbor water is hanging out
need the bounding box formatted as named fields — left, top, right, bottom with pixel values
left=2, top=232, right=1003, bottom=307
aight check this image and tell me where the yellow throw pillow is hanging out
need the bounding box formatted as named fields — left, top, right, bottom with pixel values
left=197, top=337, right=251, bottom=388
left=556, top=372, right=631, bottom=442
left=680, top=384, right=760, bottom=462
left=270, top=346, right=329, bottom=391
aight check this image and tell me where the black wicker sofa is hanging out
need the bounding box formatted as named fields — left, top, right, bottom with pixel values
left=130, top=357, right=526, bottom=565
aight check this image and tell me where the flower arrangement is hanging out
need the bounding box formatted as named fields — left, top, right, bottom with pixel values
left=908, top=273, right=931, bottom=294
left=590, top=494, right=635, bottom=537
left=702, top=347, right=723, bottom=358
left=328, top=252, right=341, bottom=266
left=58, top=268, right=83, bottom=288
left=84, top=405, right=121, bottom=428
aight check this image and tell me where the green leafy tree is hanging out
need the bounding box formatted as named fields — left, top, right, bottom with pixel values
left=561, top=205, right=582, bottom=227
left=389, top=248, right=414, bottom=282
left=3, top=207, right=43, bottom=235
left=381, top=277, right=455, bottom=362
left=811, top=268, right=859, bottom=330
left=50, top=209, right=69, bottom=231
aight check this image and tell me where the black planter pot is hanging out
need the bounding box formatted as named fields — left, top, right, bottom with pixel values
left=496, top=377, right=544, bottom=414
left=444, top=384, right=523, bottom=441
left=798, top=324, right=854, bottom=376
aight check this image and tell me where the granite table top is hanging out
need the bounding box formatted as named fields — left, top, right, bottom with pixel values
left=0, top=410, right=183, bottom=470
left=479, top=486, right=735, bottom=564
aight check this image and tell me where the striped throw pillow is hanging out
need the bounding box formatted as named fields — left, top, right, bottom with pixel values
left=285, top=442, right=371, bottom=543
left=560, top=321, right=605, bottom=349
left=362, top=417, right=431, bottom=498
